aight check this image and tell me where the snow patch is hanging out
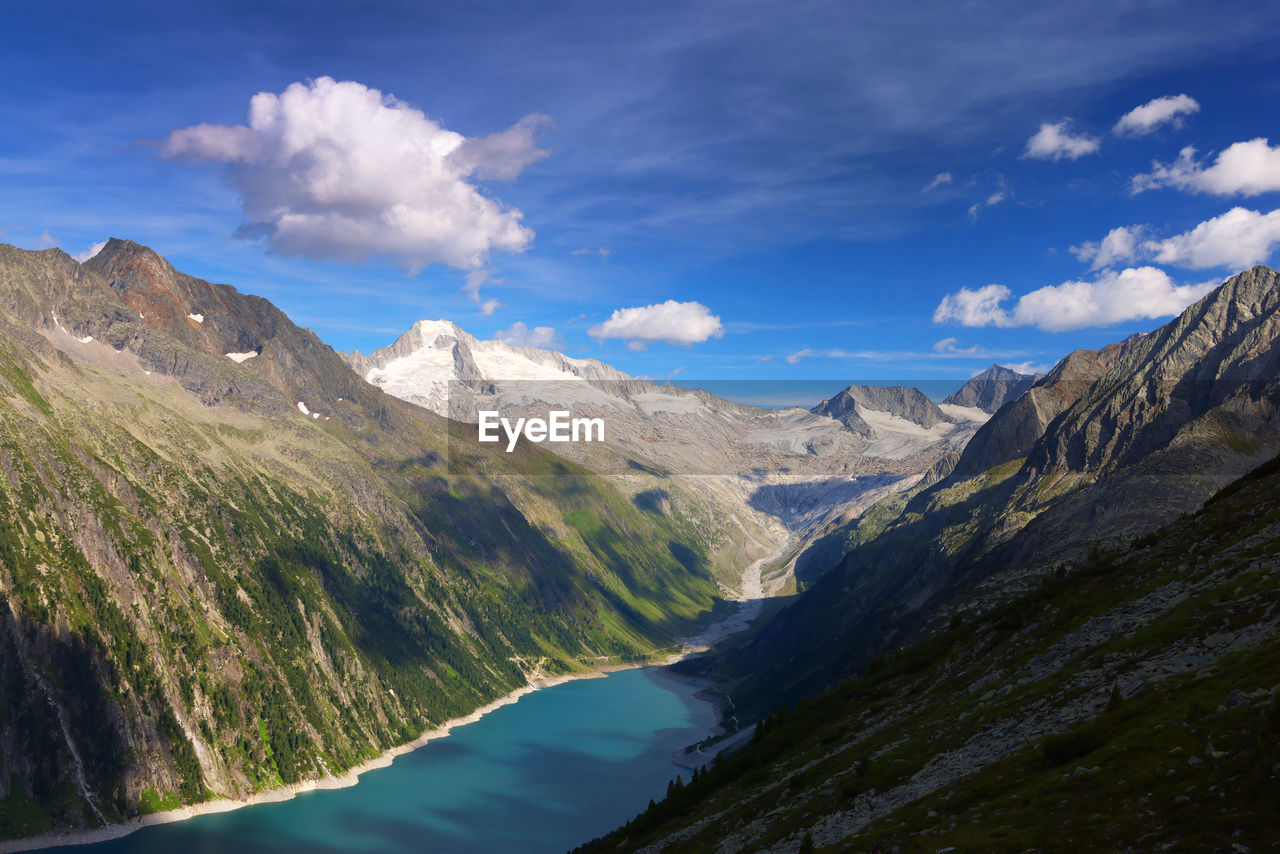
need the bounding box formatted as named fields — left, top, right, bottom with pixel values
left=296, top=401, right=310, bottom=415
left=187, top=313, right=204, bottom=323
left=312, top=412, right=320, bottom=419
left=226, top=351, right=258, bottom=363
left=78, top=336, right=94, bottom=344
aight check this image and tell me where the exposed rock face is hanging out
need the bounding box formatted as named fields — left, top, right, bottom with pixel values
left=949, top=335, right=1146, bottom=479
left=812, top=385, right=952, bottom=432
left=942, top=364, right=1040, bottom=413
left=706, top=266, right=1280, bottom=716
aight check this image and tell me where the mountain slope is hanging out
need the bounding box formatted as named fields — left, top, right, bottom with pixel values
left=0, top=241, right=727, bottom=842
left=580, top=449, right=1280, bottom=853
left=701, top=266, right=1280, bottom=719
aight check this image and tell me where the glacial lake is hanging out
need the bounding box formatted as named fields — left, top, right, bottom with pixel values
left=53, top=667, right=716, bottom=854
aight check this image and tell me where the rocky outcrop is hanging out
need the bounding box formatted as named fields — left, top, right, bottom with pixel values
left=703, top=267, right=1280, bottom=718
left=949, top=335, right=1146, bottom=479
left=942, top=364, right=1040, bottom=413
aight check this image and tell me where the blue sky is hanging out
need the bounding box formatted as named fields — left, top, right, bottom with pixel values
left=4, top=0, right=1280, bottom=383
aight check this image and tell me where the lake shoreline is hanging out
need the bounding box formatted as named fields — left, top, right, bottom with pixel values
left=0, top=658, right=675, bottom=854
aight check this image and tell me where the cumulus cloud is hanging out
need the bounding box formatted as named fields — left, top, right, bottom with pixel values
left=494, top=321, right=560, bottom=349
left=923, top=172, right=953, bottom=193
left=1070, top=208, right=1280, bottom=271
left=73, top=240, right=107, bottom=263
left=1069, top=225, right=1145, bottom=270
left=933, top=336, right=978, bottom=354
left=933, top=267, right=1215, bottom=331
left=588, top=300, right=723, bottom=349
left=1131, top=138, right=1280, bottom=196
left=1023, top=121, right=1100, bottom=161
left=162, top=77, right=548, bottom=272
left=1143, top=207, right=1280, bottom=269
left=1113, top=94, right=1199, bottom=136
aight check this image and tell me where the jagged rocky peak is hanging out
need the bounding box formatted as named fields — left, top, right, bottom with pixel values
left=812, top=383, right=952, bottom=433
left=942, top=364, right=1041, bottom=413
left=1029, top=265, right=1280, bottom=478
left=947, top=333, right=1148, bottom=480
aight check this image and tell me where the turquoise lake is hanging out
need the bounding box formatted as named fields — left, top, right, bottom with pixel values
left=54, top=667, right=716, bottom=854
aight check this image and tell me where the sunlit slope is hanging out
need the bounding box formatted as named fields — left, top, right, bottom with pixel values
left=0, top=242, right=724, bottom=840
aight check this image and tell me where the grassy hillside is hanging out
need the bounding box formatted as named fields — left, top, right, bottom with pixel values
left=0, top=245, right=727, bottom=841
left=579, top=452, right=1280, bottom=853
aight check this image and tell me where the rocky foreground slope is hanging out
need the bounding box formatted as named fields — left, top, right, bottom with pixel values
left=0, top=241, right=731, bottom=841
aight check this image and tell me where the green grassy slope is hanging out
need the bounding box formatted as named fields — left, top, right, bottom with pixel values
left=579, top=453, right=1280, bottom=853
left=0, top=246, right=726, bottom=841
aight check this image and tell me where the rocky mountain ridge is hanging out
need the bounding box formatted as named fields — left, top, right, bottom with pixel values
left=701, top=266, right=1280, bottom=719
left=941, top=363, right=1041, bottom=414
left=341, top=317, right=992, bottom=598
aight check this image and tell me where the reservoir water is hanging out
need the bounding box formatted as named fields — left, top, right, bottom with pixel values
left=54, top=667, right=716, bottom=854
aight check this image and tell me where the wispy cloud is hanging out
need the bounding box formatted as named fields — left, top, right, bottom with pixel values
left=922, top=172, right=953, bottom=193
left=1113, top=93, right=1199, bottom=136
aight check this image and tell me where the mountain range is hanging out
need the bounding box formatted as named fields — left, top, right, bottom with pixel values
left=0, top=239, right=990, bottom=844
left=581, top=264, right=1280, bottom=852
left=3, top=237, right=1277, bottom=852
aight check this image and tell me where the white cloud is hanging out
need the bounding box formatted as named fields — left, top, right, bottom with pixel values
left=923, top=172, right=953, bottom=193
left=162, top=77, right=547, bottom=272
left=463, top=269, right=500, bottom=316
left=934, top=267, right=1215, bottom=331
left=967, top=176, right=1010, bottom=220
left=73, top=240, right=107, bottom=263
left=447, top=114, right=552, bottom=181
left=933, top=336, right=978, bottom=354
left=36, top=230, right=56, bottom=249
left=1113, top=94, right=1199, bottom=136
left=1143, top=207, right=1280, bottom=269
left=588, top=300, right=723, bottom=348
left=999, top=361, right=1053, bottom=375
left=572, top=247, right=612, bottom=260
left=494, top=321, right=560, bottom=349
left=1023, top=121, right=1100, bottom=161
left=785, top=348, right=815, bottom=364
left=1069, top=225, right=1144, bottom=270
left=932, top=283, right=1014, bottom=327
left=1131, top=138, right=1280, bottom=196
